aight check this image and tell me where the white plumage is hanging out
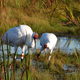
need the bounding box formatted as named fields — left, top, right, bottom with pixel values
left=1, top=25, right=38, bottom=60
left=37, top=33, right=57, bottom=60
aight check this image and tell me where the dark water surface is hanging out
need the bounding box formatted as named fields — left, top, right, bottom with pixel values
left=0, top=36, right=80, bottom=55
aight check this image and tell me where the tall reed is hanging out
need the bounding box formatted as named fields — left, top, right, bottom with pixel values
left=0, top=50, right=2, bottom=78
left=6, top=33, right=9, bottom=80
left=2, top=39, right=7, bottom=80
left=25, top=34, right=31, bottom=80
left=26, top=47, right=31, bottom=80
left=71, top=42, right=80, bottom=64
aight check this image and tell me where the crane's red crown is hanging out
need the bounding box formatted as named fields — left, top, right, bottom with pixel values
left=44, top=44, right=47, bottom=48
left=34, top=34, right=38, bottom=39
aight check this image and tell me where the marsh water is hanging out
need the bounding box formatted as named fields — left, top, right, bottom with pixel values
left=0, top=36, right=80, bottom=55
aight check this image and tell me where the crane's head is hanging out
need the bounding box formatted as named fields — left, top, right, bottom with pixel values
left=44, top=44, right=47, bottom=48
left=33, top=33, right=38, bottom=48
left=37, top=43, right=49, bottom=59
left=44, top=42, right=49, bottom=49
left=33, top=32, right=38, bottom=40
left=44, top=42, right=49, bottom=53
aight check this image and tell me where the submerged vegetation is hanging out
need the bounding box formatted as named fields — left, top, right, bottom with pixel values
left=0, top=0, right=80, bottom=37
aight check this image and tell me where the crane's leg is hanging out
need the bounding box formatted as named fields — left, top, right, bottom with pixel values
left=21, top=45, right=26, bottom=62
left=14, top=46, right=17, bottom=59
left=48, top=50, right=52, bottom=61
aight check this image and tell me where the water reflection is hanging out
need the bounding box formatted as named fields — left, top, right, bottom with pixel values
left=57, top=37, right=80, bottom=54
left=0, top=36, right=80, bottom=55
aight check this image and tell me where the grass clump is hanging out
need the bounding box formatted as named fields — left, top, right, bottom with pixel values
left=62, top=71, right=80, bottom=80
left=31, top=68, right=54, bottom=80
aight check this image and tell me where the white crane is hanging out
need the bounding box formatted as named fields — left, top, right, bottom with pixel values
left=37, top=33, right=57, bottom=61
left=1, top=25, right=38, bottom=61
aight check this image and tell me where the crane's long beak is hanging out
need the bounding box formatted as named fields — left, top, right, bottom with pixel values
left=35, top=39, right=37, bottom=49
left=44, top=48, right=47, bottom=56
left=37, top=52, right=41, bottom=58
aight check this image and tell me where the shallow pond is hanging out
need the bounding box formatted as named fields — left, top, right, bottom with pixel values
left=0, top=36, right=80, bottom=55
